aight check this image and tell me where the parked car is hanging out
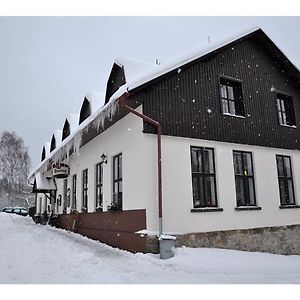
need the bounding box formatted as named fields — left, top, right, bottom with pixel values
left=2, top=207, right=29, bottom=216
left=2, top=207, right=14, bottom=213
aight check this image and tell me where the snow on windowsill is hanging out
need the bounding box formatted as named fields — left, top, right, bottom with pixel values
left=222, top=113, right=245, bottom=119
left=280, top=124, right=297, bottom=129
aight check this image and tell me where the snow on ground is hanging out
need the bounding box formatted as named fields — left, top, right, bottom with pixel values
left=1, top=212, right=300, bottom=284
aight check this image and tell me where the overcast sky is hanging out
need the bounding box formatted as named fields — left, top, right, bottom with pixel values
left=0, top=16, right=299, bottom=167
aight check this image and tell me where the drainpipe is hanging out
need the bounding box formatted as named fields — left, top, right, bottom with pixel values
left=119, top=92, right=163, bottom=237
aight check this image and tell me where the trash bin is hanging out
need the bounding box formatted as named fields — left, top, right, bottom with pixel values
left=159, top=235, right=176, bottom=259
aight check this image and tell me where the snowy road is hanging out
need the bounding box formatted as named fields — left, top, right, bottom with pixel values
left=1, top=212, right=300, bottom=284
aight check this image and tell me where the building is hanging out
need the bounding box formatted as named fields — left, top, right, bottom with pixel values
left=28, top=28, right=300, bottom=255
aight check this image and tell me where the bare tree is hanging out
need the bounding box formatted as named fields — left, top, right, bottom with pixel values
left=0, top=131, right=31, bottom=207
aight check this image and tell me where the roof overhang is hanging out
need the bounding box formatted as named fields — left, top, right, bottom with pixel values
left=32, top=172, right=57, bottom=193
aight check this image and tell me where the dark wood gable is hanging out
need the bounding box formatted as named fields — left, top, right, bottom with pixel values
left=50, top=135, right=56, bottom=152
left=105, top=63, right=126, bottom=104
left=62, top=119, right=70, bottom=141
left=41, top=146, right=46, bottom=161
left=130, top=30, right=300, bottom=151
left=79, top=98, right=91, bottom=124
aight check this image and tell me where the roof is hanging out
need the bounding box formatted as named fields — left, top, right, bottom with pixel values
left=32, top=172, right=57, bottom=193
left=65, top=114, right=79, bottom=133
left=127, top=27, right=300, bottom=92
left=84, top=91, right=105, bottom=114
left=29, top=27, right=300, bottom=180
left=114, top=57, right=158, bottom=84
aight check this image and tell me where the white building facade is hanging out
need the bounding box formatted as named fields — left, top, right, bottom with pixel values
left=29, top=28, right=300, bottom=254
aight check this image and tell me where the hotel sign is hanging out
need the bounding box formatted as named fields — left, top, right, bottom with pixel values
left=52, top=163, right=70, bottom=178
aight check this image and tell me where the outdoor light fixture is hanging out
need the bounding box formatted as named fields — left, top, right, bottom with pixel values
left=101, top=153, right=108, bottom=164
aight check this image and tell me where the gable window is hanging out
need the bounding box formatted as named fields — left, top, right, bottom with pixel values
left=72, top=174, right=77, bottom=211
left=220, top=77, right=244, bottom=117
left=233, top=151, right=256, bottom=207
left=276, top=93, right=296, bottom=127
left=95, top=162, right=103, bottom=211
left=190, top=147, right=217, bottom=208
left=112, top=153, right=122, bottom=210
left=82, top=169, right=88, bottom=212
left=276, top=155, right=295, bottom=206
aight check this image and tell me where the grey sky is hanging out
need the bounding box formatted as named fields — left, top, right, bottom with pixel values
left=0, top=16, right=299, bottom=168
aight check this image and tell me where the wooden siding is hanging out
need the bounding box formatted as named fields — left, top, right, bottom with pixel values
left=105, top=63, right=126, bottom=103
left=56, top=209, right=147, bottom=253
left=134, top=35, right=300, bottom=151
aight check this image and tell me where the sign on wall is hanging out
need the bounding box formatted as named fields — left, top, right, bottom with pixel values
left=52, top=163, right=70, bottom=178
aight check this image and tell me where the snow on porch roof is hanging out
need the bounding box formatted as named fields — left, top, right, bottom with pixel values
left=32, top=172, right=57, bottom=193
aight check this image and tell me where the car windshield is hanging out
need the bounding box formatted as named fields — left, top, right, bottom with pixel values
left=3, top=208, right=13, bottom=212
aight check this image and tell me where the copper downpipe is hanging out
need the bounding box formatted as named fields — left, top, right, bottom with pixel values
left=119, top=92, right=163, bottom=237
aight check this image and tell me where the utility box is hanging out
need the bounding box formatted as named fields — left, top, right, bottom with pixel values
left=159, top=235, right=176, bottom=259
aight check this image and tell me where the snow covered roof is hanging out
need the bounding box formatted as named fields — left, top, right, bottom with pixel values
left=29, top=27, right=300, bottom=181
left=127, top=27, right=262, bottom=91
left=32, top=172, right=57, bottom=193
left=28, top=91, right=112, bottom=180
left=51, top=130, right=62, bottom=149
left=43, top=142, right=50, bottom=157
left=114, top=57, right=158, bottom=84
left=84, top=91, right=105, bottom=113
left=64, top=113, right=79, bottom=133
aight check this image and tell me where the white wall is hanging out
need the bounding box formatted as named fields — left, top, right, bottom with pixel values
left=37, top=104, right=300, bottom=235
left=151, top=134, right=300, bottom=234
left=53, top=105, right=148, bottom=214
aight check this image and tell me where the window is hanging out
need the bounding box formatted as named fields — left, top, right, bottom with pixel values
left=220, top=77, right=244, bottom=117
left=39, top=197, right=42, bottom=215
left=72, top=174, right=77, bottom=211
left=276, top=155, right=295, bottom=206
left=190, top=147, right=217, bottom=208
left=63, top=179, right=67, bottom=213
left=50, top=190, right=56, bottom=213
left=233, top=151, right=256, bottom=206
left=276, top=93, right=296, bottom=127
left=112, top=153, right=122, bottom=210
left=82, top=169, right=88, bottom=212
left=95, top=162, right=103, bottom=211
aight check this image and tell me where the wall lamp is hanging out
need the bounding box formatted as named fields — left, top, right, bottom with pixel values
left=101, top=153, right=108, bottom=164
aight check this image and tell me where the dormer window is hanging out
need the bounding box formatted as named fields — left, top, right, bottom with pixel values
left=62, top=120, right=70, bottom=141
left=41, top=146, right=46, bottom=161
left=276, top=93, right=296, bottom=127
left=50, top=135, right=56, bottom=152
left=220, top=77, right=245, bottom=117
left=79, top=98, right=91, bottom=124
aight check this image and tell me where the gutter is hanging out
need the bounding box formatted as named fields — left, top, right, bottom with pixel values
left=119, top=92, right=163, bottom=237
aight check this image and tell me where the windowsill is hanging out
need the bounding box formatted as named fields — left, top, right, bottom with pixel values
left=279, top=124, right=297, bottom=129
left=191, top=207, right=223, bottom=213
left=235, top=206, right=262, bottom=211
left=279, top=205, right=300, bottom=209
left=222, top=113, right=245, bottom=119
